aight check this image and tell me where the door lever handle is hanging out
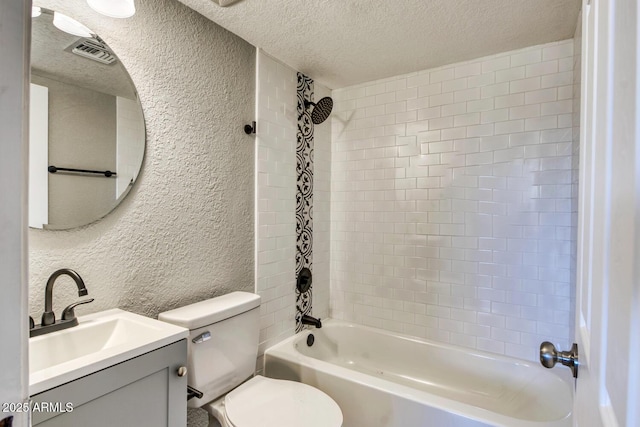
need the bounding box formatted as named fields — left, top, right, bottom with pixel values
left=540, top=341, right=578, bottom=378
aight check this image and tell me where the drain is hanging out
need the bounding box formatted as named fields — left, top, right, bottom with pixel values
left=307, top=333, right=315, bottom=347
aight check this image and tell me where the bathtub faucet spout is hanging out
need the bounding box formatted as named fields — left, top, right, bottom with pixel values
left=301, top=314, right=322, bottom=328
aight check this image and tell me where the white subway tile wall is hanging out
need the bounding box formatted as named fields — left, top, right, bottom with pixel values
left=255, top=51, right=297, bottom=359
left=255, top=51, right=332, bottom=363
left=313, top=83, right=332, bottom=321
left=330, top=40, right=575, bottom=361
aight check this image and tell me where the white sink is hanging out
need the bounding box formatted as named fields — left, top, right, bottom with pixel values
left=29, top=308, right=188, bottom=395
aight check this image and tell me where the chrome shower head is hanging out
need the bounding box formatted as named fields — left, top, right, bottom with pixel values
left=304, top=96, right=333, bottom=124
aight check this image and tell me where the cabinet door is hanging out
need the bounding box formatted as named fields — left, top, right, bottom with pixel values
left=32, top=340, right=187, bottom=427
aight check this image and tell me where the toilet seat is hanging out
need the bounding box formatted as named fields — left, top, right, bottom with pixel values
left=224, top=376, right=342, bottom=427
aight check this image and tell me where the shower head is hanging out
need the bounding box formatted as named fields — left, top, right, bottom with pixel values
left=304, top=96, right=333, bottom=124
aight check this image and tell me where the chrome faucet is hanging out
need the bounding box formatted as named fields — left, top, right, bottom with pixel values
left=30, top=269, right=93, bottom=337
left=301, top=314, right=322, bottom=329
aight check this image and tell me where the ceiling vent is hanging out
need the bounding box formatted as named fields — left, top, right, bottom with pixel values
left=65, top=38, right=117, bottom=65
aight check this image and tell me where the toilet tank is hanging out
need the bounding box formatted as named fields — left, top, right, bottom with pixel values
left=159, top=292, right=261, bottom=408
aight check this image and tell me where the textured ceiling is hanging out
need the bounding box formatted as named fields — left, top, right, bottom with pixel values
left=177, top=0, right=581, bottom=89
left=31, top=10, right=136, bottom=98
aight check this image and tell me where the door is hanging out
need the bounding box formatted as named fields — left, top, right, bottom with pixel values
left=0, top=1, right=30, bottom=426
left=573, top=0, right=640, bottom=425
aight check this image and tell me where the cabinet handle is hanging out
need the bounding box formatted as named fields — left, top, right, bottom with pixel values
left=177, top=366, right=187, bottom=377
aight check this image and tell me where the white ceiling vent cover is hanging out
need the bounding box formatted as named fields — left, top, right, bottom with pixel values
left=65, top=38, right=117, bottom=65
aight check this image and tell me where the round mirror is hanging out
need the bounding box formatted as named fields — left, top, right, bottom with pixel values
left=29, top=8, right=145, bottom=230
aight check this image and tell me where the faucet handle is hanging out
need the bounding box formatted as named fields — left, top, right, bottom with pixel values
left=29, top=316, right=35, bottom=329
left=41, top=311, right=56, bottom=326
left=61, top=298, right=95, bottom=321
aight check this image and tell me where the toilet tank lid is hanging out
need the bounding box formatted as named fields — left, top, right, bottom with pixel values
left=158, top=292, right=261, bottom=330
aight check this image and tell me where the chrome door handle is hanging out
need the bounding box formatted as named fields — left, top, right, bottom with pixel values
left=540, top=342, right=578, bottom=378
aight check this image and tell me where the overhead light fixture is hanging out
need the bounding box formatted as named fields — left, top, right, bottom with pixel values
left=53, top=12, right=93, bottom=38
left=32, top=6, right=42, bottom=18
left=87, top=0, right=136, bottom=18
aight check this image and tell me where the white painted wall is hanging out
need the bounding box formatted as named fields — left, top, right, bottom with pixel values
left=330, top=39, right=576, bottom=362
left=0, top=0, right=29, bottom=425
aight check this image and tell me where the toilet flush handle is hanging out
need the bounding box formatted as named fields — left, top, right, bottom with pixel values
left=192, top=331, right=211, bottom=344
left=187, top=386, right=203, bottom=400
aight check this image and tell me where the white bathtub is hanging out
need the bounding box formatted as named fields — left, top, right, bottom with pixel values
left=264, top=320, right=572, bottom=427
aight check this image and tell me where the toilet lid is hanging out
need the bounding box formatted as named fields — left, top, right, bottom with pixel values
left=225, top=376, right=342, bottom=427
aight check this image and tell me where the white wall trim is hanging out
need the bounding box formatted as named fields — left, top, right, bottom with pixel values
left=0, top=0, right=30, bottom=425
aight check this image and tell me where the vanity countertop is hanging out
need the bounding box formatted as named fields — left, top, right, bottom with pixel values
left=29, top=308, right=188, bottom=395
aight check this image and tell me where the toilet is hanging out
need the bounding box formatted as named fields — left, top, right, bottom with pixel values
left=159, top=292, right=343, bottom=427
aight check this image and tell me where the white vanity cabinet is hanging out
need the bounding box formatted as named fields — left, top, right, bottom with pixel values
left=31, top=340, right=187, bottom=427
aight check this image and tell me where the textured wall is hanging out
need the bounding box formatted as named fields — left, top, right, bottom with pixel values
left=30, top=2, right=254, bottom=425
left=29, top=0, right=255, bottom=349
left=330, top=40, right=576, bottom=362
